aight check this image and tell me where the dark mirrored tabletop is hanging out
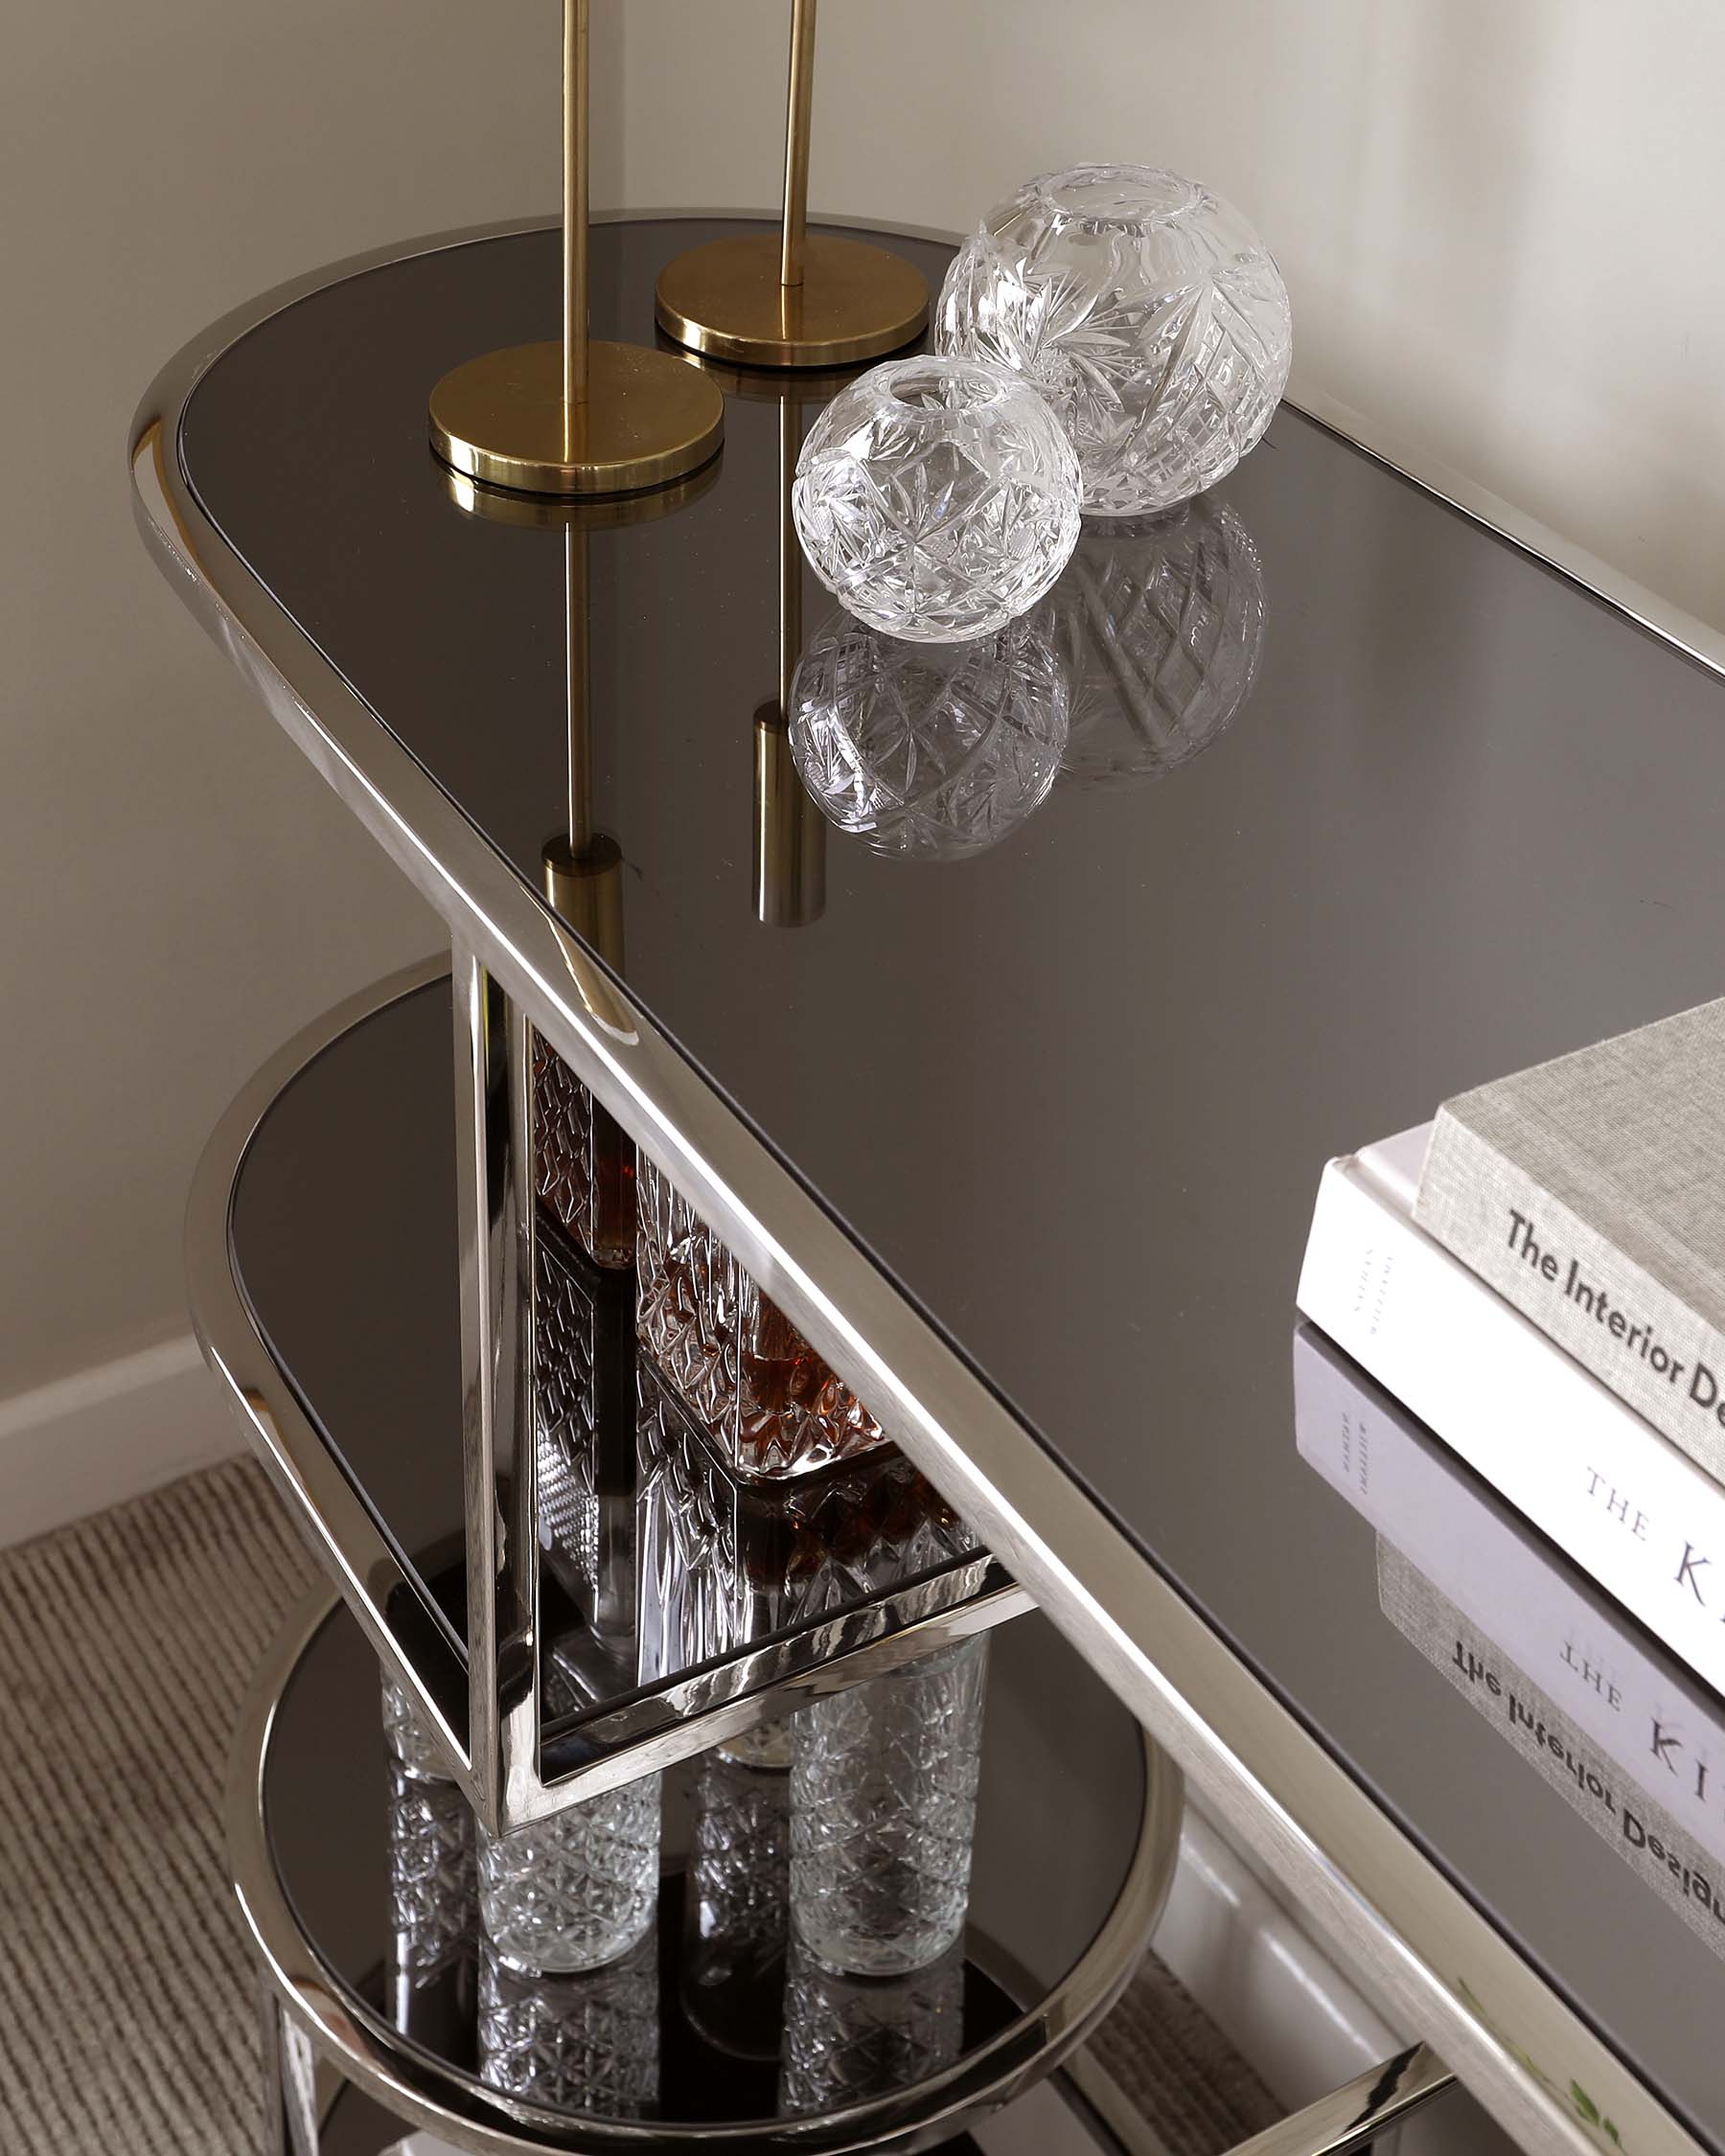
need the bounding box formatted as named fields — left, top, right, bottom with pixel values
left=169, top=216, right=1725, bottom=2145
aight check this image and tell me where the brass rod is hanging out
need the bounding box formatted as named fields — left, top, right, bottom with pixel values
left=563, top=0, right=590, bottom=437
left=780, top=0, right=816, bottom=287
left=566, top=525, right=593, bottom=857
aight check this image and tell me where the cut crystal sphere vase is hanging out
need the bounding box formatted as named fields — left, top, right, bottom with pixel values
left=938, top=164, right=1292, bottom=516
left=793, top=356, right=1081, bottom=642
left=791, top=610, right=1070, bottom=860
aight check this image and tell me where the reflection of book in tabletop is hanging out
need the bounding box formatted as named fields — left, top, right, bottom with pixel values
left=1381, top=1546, right=1725, bottom=1964
left=1295, top=1324, right=1725, bottom=1960
left=635, top=1354, right=978, bottom=1685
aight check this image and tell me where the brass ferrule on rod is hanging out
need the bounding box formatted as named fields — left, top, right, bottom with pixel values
left=780, top=0, right=816, bottom=287
left=563, top=0, right=590, bottom=429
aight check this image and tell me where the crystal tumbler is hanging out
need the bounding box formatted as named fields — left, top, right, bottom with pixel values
left=479, top=1929, right=660, bottom=2117
left=381, top=1668, right=451, bottom=1783
left=793, top=355, right=1080, bottom=642
left=938, top=164, right=1292, bottom=516
left=636, top=1355, right=976, bottom=1684
left=1040, top=498, right=1265, bottom=790
left=778, top=1938, right=965, bottom=2116
left=532, top=1030, right=635, bottom=1271
left=789, top=1635, right=989, bottom=1976
left=478, top=1777, right=661, bottom=1975
left=681, top=1738, right=793, bottom=2060
left=384, top=1759, right=477, bottom=2041
left=790, top=609, right=1069, bottom=860
left=635, top=1157, right=886, bottom=1480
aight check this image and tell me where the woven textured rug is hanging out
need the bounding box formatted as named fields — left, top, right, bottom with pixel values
left=0, top=1458, right=315, bottom=2154
left=0, top=1457, right=1278, bottom=2155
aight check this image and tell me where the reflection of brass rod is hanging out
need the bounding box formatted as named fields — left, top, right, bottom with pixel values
left=779, top=399, right=801, bottom=715
left=780, top=0, right=816, bottom=287
left=562, top=0, right=590, bottom=433
left=759, top=390, right=824, bottom=926
left=754, top=707, right=825, bottom=926
left=565, top=526, right=592, bottom=855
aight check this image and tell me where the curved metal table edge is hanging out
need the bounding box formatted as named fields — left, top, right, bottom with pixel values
left=229, top=1580, right=1188, bottom=2156
left=140, top=213, right=1697, bottom=2156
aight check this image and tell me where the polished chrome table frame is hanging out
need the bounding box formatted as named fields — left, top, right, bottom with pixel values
left=135, top=213, right=1704, bottom=2156
left=189, top=957, right=1032, bottom=1822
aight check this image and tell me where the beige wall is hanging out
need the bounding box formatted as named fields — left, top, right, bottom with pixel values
left=4, top=1, right=1720, bottom=1399
left=614, top=0, right=1725, bottom=634
left=0, top=2, right=621, bottom=1397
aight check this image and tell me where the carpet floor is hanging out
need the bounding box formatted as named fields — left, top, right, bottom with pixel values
left=0, top=1457, right=1279, bottom=2156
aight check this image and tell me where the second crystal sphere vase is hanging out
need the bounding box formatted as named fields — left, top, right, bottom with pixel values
left=937, top=164, right=1292, bottom=516
left=793, top=356, right=1081, bottom=642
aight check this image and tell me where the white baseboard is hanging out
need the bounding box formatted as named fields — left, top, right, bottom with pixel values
left=0, top=1334, right=244, bottom=1549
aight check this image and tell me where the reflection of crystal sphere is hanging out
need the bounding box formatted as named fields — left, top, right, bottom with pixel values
left=792, top=356, right=1081, bottom=643
left=790, top=611, right=1069, bottom=860
left=937, top=165, right=1292, bottom=516
left=1041, top=500, right=1265, bottom=791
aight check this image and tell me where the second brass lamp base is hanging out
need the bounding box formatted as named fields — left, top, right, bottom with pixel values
left=430, top=340, right=724, bottom=498
left=656, top=233, right=928, bottom=370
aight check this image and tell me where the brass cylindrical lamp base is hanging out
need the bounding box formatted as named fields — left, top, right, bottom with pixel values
left=429, top=340, right=724, bottom=498
left=655, top=233, right=928, bottom=370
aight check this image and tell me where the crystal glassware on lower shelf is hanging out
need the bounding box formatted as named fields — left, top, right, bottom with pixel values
left=938, top=164, right=1292, bottom=516
left=1042, top=497, right=1265, bottom=791
left=789, top=1635, right=989, bottom=1977
left=381, top=1668, right=452, bottom=1783
left=477, top=1777, right=662, bottom=1976
left=778, top=1937, right=966, bottom=2117
left=681, top=1733, right=794, bottom=2060
left=384, top=1759, right=477, bottom=2031
left=635, top=1156, right=886, bottom=1480
left=533, top=1226, right=637, bottom=1678
left=532, top=1029, right=634, bottom=1271
left=478, top=1928, right=660, bottom=2117
left=635, top=1356, right=978, bottom=1683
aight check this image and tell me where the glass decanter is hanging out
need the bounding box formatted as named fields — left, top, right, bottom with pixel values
left=635, top=1156, right=886, bottom=1479
left=789, top=1635, right=989, bottom=1976
left=532, top=1029, right=634, bottom=1271
left=533, top=1225, right=637, bottom=1675
left=635, top=1355, right=977, bottom=1684
left=478, top=1928, right=660, bottom=2117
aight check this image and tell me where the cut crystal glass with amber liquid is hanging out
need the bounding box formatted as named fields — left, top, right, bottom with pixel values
left=635, top=1156, right=887, bottom=1479
left=532, top=1030, right=635, bottom=1271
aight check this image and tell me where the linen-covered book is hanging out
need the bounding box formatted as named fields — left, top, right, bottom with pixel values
left=1415, top=998, right=1725, bottom=1484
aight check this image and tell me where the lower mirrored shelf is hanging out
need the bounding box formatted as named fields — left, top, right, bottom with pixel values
left=246, top=1592, right=1182, bottom=2154
left=196, top=964, right=1028, bottom=1823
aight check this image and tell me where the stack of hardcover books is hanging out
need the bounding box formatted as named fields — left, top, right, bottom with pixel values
left=1297, top=998, right=1725, bottom=1694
